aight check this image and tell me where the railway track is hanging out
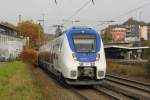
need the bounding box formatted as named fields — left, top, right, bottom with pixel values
left=106, top=74, right=150, bottom=92
left=43, top=67, right=133, bottom=100
left=78, top=75, right=150, bottom=100
left=43, top=69, right=140, bottom=99
left=37, top=67, right=150, bottom=100
left=39, top=67, right=122, bottom=100
left=104, top=74, right=150, bottom=100
left=94, top=85, right=136, bottom=100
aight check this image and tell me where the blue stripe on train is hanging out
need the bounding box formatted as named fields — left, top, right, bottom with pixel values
left=75, top=53, right=97, bottom=62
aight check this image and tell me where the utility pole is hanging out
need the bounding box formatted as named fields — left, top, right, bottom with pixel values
left=139, top=11, right=142, bottom=21
left=19, top=14, right=22, bottom=23
left=42, top=13, right=45, bottom=31
left=38, top=13, right=46, bottom=32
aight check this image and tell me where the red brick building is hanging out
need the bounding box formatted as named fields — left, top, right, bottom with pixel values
left=111, top=27, right=126, bottom=42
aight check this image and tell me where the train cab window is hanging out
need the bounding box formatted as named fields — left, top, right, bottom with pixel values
left=73, top=34, right=96, bottom=53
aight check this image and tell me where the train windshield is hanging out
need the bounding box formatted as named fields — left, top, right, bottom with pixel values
left=73, top=34, right=96, bottom=53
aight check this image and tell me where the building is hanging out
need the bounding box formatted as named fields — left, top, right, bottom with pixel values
left=123, top=18, right=148, bottom=42
left=0, top=24, right=27, bottom=60
left=102, top=25, right=126, bottom=43
left=101, top=26, right=112, bottom=43
left=102, top=19, right=149, bottom=61
left=111, top=25, right=126, bottom=42
left=102, top=18, right=148, bottom=43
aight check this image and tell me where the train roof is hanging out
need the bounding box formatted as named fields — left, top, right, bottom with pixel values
left=66, top=27, right=99, bottom=35
left=69, top=26, right=94, bottom=31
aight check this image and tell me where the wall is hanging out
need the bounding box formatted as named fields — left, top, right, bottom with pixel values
left=140, top=26, right=148, bottom=40
left=0, top=33, right=26, bottom=60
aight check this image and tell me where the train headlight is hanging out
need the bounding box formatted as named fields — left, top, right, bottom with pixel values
left=98, top=71, right=104, bottom=77
left=96, top=53, right=100, bottom=61
left=72, top=53, right=77, bottom=60
left=70, top=71, right=77, bottom=77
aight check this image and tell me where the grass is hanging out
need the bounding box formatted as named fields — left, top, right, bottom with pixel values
left=0, top=61, right=45, bottom=100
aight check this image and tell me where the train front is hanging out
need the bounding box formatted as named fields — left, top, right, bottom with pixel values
left=62, top=27, right=106, bottom=85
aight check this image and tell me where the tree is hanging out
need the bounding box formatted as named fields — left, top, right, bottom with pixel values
left=19, top=49, right=38, bottom=65
left=17, top=20, right=45, bottom=49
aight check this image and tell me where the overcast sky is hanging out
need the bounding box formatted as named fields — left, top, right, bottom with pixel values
left=0, top=0, right=150, bottom=33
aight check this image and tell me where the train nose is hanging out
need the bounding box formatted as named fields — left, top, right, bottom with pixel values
left=78, top=67, right=96, bottom=79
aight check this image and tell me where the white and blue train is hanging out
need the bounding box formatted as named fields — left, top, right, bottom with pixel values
left=38, top=27, right=106, bottom=85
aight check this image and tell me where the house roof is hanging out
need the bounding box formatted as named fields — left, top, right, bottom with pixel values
left=102, top=24, right=126, bottom=32
left=109, top=24, right=126, bottom=28
left=123, top=18, right=146, bottom=26
left=0, top=23, right=19, bottom=38
left=0, top=24, right=17, bottom=31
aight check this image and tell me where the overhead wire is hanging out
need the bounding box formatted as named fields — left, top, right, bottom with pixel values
left=50, top=0, right=94, bottom=32
left=54, top=0, right=57, bottom=5
left=62, top=0, right=94, bottom=25
left=111, top=2, right=150, bottom=21
left=96, top=1, right=150, bottom=28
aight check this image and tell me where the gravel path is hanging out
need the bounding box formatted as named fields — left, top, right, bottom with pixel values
left=31, top=66, right=82, bottom=100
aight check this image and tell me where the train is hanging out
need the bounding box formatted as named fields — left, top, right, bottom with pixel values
left=38, top=27, right=106, bottom=85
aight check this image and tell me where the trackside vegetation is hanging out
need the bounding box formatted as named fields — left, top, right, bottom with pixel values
left=141, top=40, right=150, bottom=75
left=0, top=61, right=45, bottom=100
left=146, top=59, right=150, bottom=76
left=107, top=61, right=150, bottom=82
